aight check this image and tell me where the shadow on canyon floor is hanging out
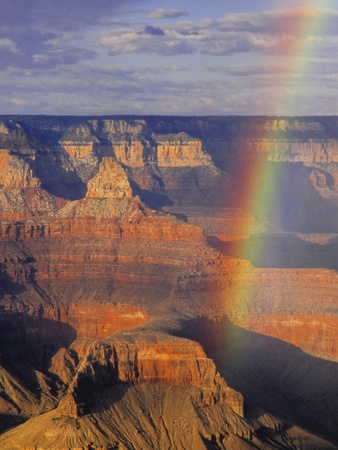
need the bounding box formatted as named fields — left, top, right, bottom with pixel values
left=81, top=382, right=130, bottom=416
left=0, top=275, right=77, bottom=363
left=208, top=234, right=338, bottom=270
left=0, top=279, right=78, bottom=384
left=180, top=316, right=338, bottom=445
left=37, top=146, right=88, bottom=200
left=0, top=414, right=26, bottom=434
left=0, top=308, right=77, bottom=367
left=0, top=305, right=77, bottom=432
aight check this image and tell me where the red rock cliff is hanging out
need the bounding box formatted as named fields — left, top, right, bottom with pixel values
left=71, top=331, right=244, bottom=417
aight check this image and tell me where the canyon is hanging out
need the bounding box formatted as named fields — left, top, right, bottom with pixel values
left=0, top=115, right=337, bottom=449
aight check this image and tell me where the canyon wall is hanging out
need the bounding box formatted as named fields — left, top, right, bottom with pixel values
left=230, top=313, right=337, bottom=360
left=0, top=115, right=337, bottom=448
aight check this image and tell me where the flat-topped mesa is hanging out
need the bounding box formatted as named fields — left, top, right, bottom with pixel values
left=69, top=331, right=244, bottom=417
left=86, top=157, right=133, bottom=199
left=58, top=124, right=100, bottom=159
left=109, top=130, right=211, bottom=169
left=154, top=132, right=212, bottom=167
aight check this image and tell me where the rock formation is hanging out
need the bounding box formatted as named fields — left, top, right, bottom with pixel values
left=86, top=158, right=133, bottom=199
left=59, top=123, right=100, bottom=160
left=62, top=331, right=243, bottom=417
left=0, top=115, right=337, bottom=449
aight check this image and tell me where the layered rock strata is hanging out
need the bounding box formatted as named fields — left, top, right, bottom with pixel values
left=0, top=116, right=337, bottom=448
left=59, top=331, right=243, bottom=418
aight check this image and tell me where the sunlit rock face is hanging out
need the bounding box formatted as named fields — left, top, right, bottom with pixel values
left=0, top=115, right=337, bottom=449
left=86, top=157, right=133, bottom=199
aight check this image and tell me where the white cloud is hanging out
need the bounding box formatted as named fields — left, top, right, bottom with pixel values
left=0, top=0, right=146, bottom=70
left=100, top=7, right=338, bottom=57
left=0, top=59, right=336, bottom=116
left=0, top=38, right=19, bottom=53
left=2, top=4, right=338, bottom=115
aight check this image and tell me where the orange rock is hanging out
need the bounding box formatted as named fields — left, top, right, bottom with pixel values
left=59, top=124, right=100, bottom=159
left=86, top=157, right=133, bottom=198
left=113, top=140, right=154, bottom=167
left=232, top=313, right=338, bottom=360
left=61, top=142, right=97, bottom=159
left=73, top=332, right=244, bottom=416
left=155, top=134, right=211, bottom=167
left=0, top=151, right=39, bottom=189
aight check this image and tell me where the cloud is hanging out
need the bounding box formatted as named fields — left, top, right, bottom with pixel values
left=142, top=25, right=165, bottom=36
left=0, top=0, right=144, bottom=30
left=102, top=28, right=196, bottom=56
left=147, top=9, right=189, bottom=20
left=2, top=5, right=338, bottom=72
left=101, top=25, right=255, bottom=57
left=0, top=0, right=145, bottom=70
left=0, top=57, right=336, bottom=116
left=1, top=4, right=338, bottom=116
left=0, top=32, right=97, bottom=71
left=31, top=48, right=97, bottom=68
left=219, top=7, right=338, bottom=36
left=101, top=7, right=338, bottom=57
left=0, top=38, right=19, bottom=53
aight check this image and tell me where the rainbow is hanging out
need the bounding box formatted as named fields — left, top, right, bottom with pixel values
left=225, top=4, right=335, bottom=321
left=276, top=2, right=335, bottom=114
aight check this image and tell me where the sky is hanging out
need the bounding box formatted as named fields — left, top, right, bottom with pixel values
left=1, top=0, right=338, bottom=116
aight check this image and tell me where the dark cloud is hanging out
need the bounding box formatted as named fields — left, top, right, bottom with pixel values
left=147, top=9, right=189, bottom=20
left=179, top=30, right=200, bottom=36
left=142, top=25, right=165, bottom=36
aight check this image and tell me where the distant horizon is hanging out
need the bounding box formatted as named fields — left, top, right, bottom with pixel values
left=2, top=114, right=338, bottom=119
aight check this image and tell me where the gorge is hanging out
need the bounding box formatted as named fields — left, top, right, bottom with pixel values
left=0, top=115, right=337, bottom=449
